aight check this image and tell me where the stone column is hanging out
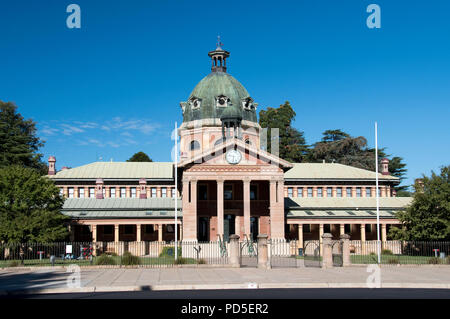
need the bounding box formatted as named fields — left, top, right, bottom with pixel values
left=217, top=178, right=224, bottom=240
left=381, top=224, right=387, bottom=249
left=298, top=224, right=303, bottom=249
left=313, top=186, right=317, bottom=197
left=92, top=225, right=97, bottom=243
left=157, top=186, right=162, bottom=198
left=293, top=187, right=298, bottom=197
left=319, top=224, right=324, bottom=256
left=182, top=177, right=197, bottom=241
left=360, top=224, right=366, bottom=253
left=126, top=186, right=130, bottom=198
left=269, top=178, right=285, bottom=239
left=351, top=187, right=356, bottom=198
left=381, top=187, right=386, bottom=197
left=158, top=224, right=163, bottom=242
left=362, top=186, right=366, bottom=197
left=137, top=224, right=141, bottom=242
left=340, top=224, right=345, bottom=236
left=257, top=234, right=270, bottom=269
left=332, top=187, right=337, bottom=198
left=340, top=234, right=351, bottom=267
left=114, top=225, right=119, bottom=242
left=229, top=234, right=241, bottom=268
left=371, top=187, right=376, bottom=198
left=321, top=233, right=333, bottom=268
left=243, top=178, right=251, bottom=237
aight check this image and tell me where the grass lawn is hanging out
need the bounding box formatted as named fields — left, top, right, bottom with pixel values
left=351, top=254, right=450, bottom=265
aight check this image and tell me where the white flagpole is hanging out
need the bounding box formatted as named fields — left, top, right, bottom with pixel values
left=375, top=122, right=381, bottom=264
left=174, top=122, right=178, bottom=260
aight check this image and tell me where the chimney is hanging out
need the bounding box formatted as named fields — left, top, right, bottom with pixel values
left=48, top=156, right=56, bottom=175
left=381, top=158, right=390, bottom=175
left=139, top=178, right=147, bottom=199
left=96, top=178, right=104, bottom=199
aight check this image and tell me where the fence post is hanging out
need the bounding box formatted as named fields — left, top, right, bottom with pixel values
left=229, top=235, right=241, bottom=268
left=257, top=234, right=271, bottom=269
left=340, top=234, right=351, bottom=267
left=321, top=233, right=333, bottom=269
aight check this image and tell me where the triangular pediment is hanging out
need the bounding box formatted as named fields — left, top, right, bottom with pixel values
left=178, top=138, right=293, bottom=170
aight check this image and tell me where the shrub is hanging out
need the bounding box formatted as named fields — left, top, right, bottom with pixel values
left=95, top=254, right=116, bottom=266
left=174, top=257, right=188, bottom=265
left=197, top=258, right=207, bottom=264
left=7, top=260, right=20, bottom=267
left=121, top=252, right=141, bottom=266
left=427, top=257, right=441, bottom=265
left=382, top=249, right=393, bottom=255
left=446, top=256, right=450, bottom=265
left=369, top=252, right=376, bottom=256
left=159, top=246, right=182, bottom=258
left=387, top=257, right=399, bottom=264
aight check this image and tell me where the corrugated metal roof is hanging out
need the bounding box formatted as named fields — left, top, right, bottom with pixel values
left=62, top=198, right=181, bottom=210
left=48, top=162, right=174, bottom=179
left=284, top=163, right=398, bottom=180
left=286, top=209, right=397, bottom=218
left=285, top=197, right=412, bottom=209
left=63, top=210, right=182, bottom=219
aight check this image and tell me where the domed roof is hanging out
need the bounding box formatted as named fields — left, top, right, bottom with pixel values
left=180, top=47, right=258, bottom=124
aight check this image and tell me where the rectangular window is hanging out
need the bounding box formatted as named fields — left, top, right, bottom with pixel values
left=346, top=187, right=352, bottom=197
left=327, top=187, right=332, bottom=197
left=317, top=188, right=323, bottom=197
left=151, top=187, right=157, bottom=198
left=250, top=185, right=257, bottom=200
left=224, top=184, right=233, bottom=200
left=59, top=188, right=64, bottom=196
left=297, top=187, right=303, bottom=197
left=366, top=188, right=371, bottom=197
left=377, top=188, right=381, bottom=197
left=120, top=187, right=126, bottom=198
left=78, top=188, right=85, bottom=198
left=131, top=187, right=136, bottom=198
left=161, top=187, right=167, bottom=198
left=89, top=187, right=95, bottom=198
left=307, top=187, right=313, bottom=197
left=356, top=187, right=362, bottom=197
left=288, top=187, right=293, bottom=198
left=68, top=187, right=74, bottom=198
left=337, top=187, right=342, bottom=197
left=110, top=188, right=116, bottom=198
left=102, top=188, right=106, bottom=198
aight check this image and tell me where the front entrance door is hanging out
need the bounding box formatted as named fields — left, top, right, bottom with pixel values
left=198, top=217, right=209, bottom=242
left=223, top=214, right=235, bottom=242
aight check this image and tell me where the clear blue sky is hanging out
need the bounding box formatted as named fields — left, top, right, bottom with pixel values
left=1, top=0, right=449, bottom=189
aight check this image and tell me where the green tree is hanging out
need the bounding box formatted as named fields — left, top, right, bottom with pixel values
left=258, top=101, right=308, bottom=162
left=127, top=151, right=153, bottom=162
left=389, top=165, right=450, bottom=241
left=321, top=129, right=350, bottom=142
left=0, top=166, right=68, bottom=242
left=0, top=101, right=46, bottom=173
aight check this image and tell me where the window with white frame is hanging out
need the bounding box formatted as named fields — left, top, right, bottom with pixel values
left=131, top=187, right=136, bottom=198
left=110, top=188, right=116, bottom=198
left=103, top=188, right=106, bottom=198
left=78, top=188, right=85, bottom=198
left=161, top=187, right=167, bottom=198
left=288, top=187, right=293, bottom=198
left=327, top=187, right=332, bottom=197
left=356, top=187, right=362, bottom=197
left=89, top=187, right=95, bottom=198
left=366, top=188, right=371, bottom=197
left=297, top=187, right=303, bottom=197
left=307, top=187, right=313, bottom=197
left=346, top=187, right=352, bottom=197
left=59, top=188, right=63, bottom=196
left=151, top=187, right=157, bottom=198
left=337, top=187, right=342, bottom=197
left=120, top=187, right=126, bottom=198
left=317, top=188, right=323, bottom=197
left=68, top=187, right=74, bottom=198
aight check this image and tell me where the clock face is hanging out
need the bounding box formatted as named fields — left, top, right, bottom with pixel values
left=226, top=150, right=241, bottom=164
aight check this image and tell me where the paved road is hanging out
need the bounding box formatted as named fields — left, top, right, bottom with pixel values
left=9, top=288, right=450, bottom=299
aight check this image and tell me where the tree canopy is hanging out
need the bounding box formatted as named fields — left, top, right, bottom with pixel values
left=258, top=101, right=308, bottom=162
left=389, top=165, right=450, bottom=241
left=0, top=101, right=46, bottom=173
left=127, top=151, right=153, bottom=162
left=0, top=166, right=68, bottom=242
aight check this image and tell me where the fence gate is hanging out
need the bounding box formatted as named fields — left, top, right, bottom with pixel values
left=303, top=240, right=321, bottom=267
left=332, top=240, right=343, bottom=267
left=240, top=239, right=257, bottom=267
left=270, top=240, right=300, bottom=268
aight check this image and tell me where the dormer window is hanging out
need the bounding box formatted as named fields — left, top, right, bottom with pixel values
left=189, top=97, right=201, bottom=109
left=216, top=95, right=230, bottom=107
left=242, top=97, right=255, bottom=110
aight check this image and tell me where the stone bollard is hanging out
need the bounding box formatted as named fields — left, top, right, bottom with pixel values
left=229, top=234, right=241, bottom=268
left=340, top=234, right=351, bottom=267
left=257, top=234, right=271, bottom=269
left=321, top=233, right=333, bottom=269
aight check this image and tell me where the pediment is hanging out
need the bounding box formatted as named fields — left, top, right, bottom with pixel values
left=178, top=138, right=293, bottom=170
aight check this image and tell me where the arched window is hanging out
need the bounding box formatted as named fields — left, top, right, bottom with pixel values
left=190, top=140, right=200, bottom=151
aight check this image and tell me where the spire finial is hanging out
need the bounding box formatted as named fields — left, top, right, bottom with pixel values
left=216, top=35, right=223, bottom=50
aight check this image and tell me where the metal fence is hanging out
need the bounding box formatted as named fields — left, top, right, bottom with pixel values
left=0, top=241, right=229, bottom=268
left=350, top=241, right=450, bottom=265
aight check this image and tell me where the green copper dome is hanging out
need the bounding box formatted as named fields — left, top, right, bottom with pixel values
left=181, top=46, right=258, bottom=124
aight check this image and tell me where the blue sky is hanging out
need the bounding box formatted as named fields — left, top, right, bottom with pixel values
left=1, top=0, right=449, bottom=188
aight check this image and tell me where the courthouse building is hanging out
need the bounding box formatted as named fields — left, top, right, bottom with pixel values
left=47, top=44, right=411, bottom=247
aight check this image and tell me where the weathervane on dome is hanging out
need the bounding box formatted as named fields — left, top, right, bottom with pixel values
left=216, top=35, right=223, bottom=50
